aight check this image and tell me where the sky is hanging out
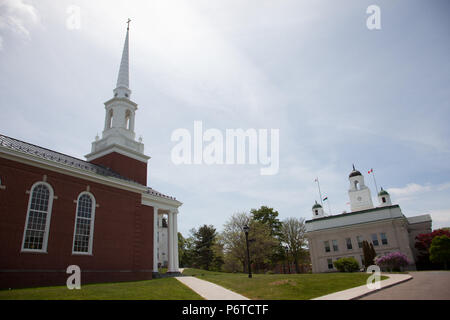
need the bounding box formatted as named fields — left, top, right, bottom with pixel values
left=1, top=0, right=449, bottom=236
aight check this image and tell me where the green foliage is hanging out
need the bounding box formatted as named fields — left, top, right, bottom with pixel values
left=178, top=232, right=195, bottom=268
left=362, top=240, right=377, bottom=269
left=333, top=257, right=360, bottom=272
left=192, top=225, right=218, bottom=270
left=429, top=235, right=450, bottom=269
left=221, top=212, right=278, bottom=273
left=251, top=206, right=283, bottom=238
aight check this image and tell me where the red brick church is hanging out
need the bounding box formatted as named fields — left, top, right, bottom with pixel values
left=0, top=23, right=181, bottom=289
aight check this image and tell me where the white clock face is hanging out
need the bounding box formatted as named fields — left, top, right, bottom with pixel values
left=357, top=196, right=362, bottom=201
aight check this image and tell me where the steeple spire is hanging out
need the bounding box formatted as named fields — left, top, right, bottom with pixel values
left=114, top=19, right=132, bottom=99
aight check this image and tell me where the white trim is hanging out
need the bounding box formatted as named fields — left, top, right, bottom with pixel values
left=141, top=194, right=182, bottom=209
left=85, top=143, right=150, bottom=163
left=72, top=191, right=96, bottom=255
left=21, top=181, right=54, bottom=253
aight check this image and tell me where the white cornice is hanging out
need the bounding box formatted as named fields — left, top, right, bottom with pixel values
left=85, top=144, right=150, bottom=163
left=104, top=97, right=138, bottom=108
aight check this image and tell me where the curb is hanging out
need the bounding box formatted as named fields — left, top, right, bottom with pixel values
left=312, top=273, right=413, bottom=300
left=351, top=274, right=413, bottom=300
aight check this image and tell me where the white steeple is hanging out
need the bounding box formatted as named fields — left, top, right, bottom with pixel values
left=86, top=20, right=149, bottom=164
left=348, top=165, right=374, bottom=212
left=114, top=19, right=131, bottom=99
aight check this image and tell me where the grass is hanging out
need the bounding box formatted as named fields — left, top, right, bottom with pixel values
left=0, top=277, right=203, bottom=300
left=182, top=268, right=388, bottom=300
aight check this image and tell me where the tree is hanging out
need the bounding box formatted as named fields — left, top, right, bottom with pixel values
left=375, top=252, right=410, bottom=272
left=415, top=229, right=450, bottom=269
left=281, top=217, right=307, bottom=273
left=251, top=206, right=284, bottom=267
left=211, top=235, right=225, bottom=271
left=362, top=240, right=377, bottom=269
left=178, top=232, right=196, bottom=268
left=429, top=235, right=450, bottom=270
left=192, top=225, right=217, bottom=270
left=221, top=212, right=278, bottom=273
left=251, top=206, right=282, bottom=238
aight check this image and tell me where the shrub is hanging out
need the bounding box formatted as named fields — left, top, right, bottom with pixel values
left=333, top=257, right=360, bottom=272
left=429, top=235, right=450, bottom=270
left=375, top=252, right=410, bottom=272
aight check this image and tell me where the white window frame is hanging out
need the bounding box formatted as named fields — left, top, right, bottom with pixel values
left=21, top=181, right=54, bottom=253
left=72, top=191, right=96, bottom=255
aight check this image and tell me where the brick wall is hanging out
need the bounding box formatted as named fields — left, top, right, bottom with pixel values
left=0, top=157, right=154, bottom=289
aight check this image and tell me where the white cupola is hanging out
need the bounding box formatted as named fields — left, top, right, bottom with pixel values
left=348, top=165, right=374, bottom=212
left=378, top=187, right=392, bottom=207
left=312, top=201, right=324, bottom=219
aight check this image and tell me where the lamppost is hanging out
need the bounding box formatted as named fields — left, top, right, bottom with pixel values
left=285, top=246, right=291, bottom=274
left=243, top=225, right=252, bottom=278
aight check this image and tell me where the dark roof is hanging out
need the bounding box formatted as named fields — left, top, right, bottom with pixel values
left=312, top=202, right=322, bottom=209
left=305, top=204, right=400, bottom=224
left=378, top=188, right=389, bottom=196
left=0, top=134, right=176, bottom=201
left=349, top=170, right=362, bottom=178
left=349, top=164, right=362, bottom=178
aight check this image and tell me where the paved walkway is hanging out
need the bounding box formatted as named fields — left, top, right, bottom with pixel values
left=360, top=271, right=450, bottom=300
left=313, top=273, right=413, bottom=300
left=176, top=276, right=250, bottom=300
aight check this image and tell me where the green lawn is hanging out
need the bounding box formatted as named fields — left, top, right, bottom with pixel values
left=182, top=268, right=388, bottom=300
left=0, top=277, right=203, bottom=300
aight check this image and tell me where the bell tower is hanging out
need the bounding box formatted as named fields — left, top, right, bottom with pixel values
left=85, top=20, right=150, bottom=185
left=348, top=165, right=374, bottom=212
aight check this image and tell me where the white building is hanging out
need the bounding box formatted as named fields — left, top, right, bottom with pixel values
left=306, top=166, right=432, bottom=273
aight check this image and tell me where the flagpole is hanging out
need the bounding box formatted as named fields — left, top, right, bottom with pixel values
left=315, top=177, right=324, bottom=207
left=370, top=168, right=379, bottom=193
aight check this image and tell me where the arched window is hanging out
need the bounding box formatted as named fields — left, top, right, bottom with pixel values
left=354, top=180, right=360, bottom=190
left=22, top=182, right=54, bottom=252
left=72, top=192, right=96, bottom=254
left=108, top=109, right=113, bottom=128
left=382, top=197, right=386, bottom=203
left=125, top=110, right=131, bottom=130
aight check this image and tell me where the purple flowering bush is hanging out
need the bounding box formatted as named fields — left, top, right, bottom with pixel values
left=375, top=252, right=410, bottom=272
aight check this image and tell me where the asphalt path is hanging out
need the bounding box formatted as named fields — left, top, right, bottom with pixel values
left=359, top=271, right=450, bottom=300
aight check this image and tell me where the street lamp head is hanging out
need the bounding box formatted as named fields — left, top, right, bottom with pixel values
left=243, top=225, right=249, bottom=234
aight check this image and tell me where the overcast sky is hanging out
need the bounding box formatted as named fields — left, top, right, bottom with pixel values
left=1, top=0, right=449, bottom=236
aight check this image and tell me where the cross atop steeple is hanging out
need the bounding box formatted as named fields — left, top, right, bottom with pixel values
left=127, top=18, right=131, bottom=30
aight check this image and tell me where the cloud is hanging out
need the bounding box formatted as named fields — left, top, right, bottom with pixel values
left=388, top=183, right=432, bottom=197
left=388, top=182, right=450, bottom=198
left=428, top=209, right=450, bottom=230
left=0, top=0, right=39, bottom=49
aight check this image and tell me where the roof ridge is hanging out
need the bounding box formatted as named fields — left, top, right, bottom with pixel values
left=0, top=134, right=90, bottom=165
